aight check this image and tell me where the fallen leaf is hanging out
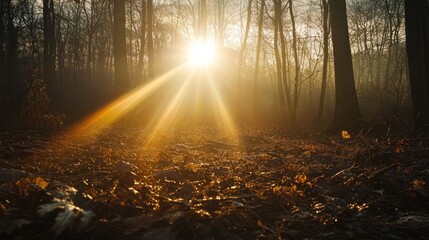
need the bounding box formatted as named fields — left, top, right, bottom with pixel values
left=296, top=174, right=307, bottom=184
left=413, top=179, right=425, bottom=190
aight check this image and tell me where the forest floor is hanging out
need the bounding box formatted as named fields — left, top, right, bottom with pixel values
left=0, top=124, right=428, bottom=239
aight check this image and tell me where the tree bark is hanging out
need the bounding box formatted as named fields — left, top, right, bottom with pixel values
left=316, top=0, right=329, bottom=126
left=113, top=0, right=130, bottom=93
left=137, top=0, right=147, bottom=83
left=237, top=0, right=252, bottom=115
left=405, top=0, right=429, bottom=130
left=43, top=0, right=56, bottom=96
left=253, top=0, right=265, bottom=115
left=273, top=0, right=286, bottom=109
left=6, top=0, right=17, bottom=97
left=0, top=1, right=5, bottom=88
left=278, top=12, right=292, bottom=111
left=289, top=0, right=300, bottom=125
left=147, top=0, right=154, bottom=79
left=328, top=0, right=361, bottom=132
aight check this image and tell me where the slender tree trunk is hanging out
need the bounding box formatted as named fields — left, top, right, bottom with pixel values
left=113, top=0, right=130, bottom=93
left=129, top=0, right=134, bottom=81
left=200, top=0, right=207, bottom=40
left=405, top=0, right=429, bottom=130
left=216, top=1, right=225, bottom=47
left=273, top=0, right=286, bottom=109
left=0, top=1, right=5, bottom=89
left=289, top=0, right=300, bottom=125
left=328, top=0, right=362, bottom=132
left=4, top=0, right=18, bottom=110
left=43, top=0, right=55, bottom=97
left=253, top=0, right=265, bottom=115
left=237, top=0, right=252, bottom=115
left=276, top=0, right=291, bottom=111
left=383, top=0, right=393, bottom=89
left=86, top=33, right=93, bottom=77
left=147, top=0, right=154, bottom=79
left=316, top=0, right=329, bottom=126
left=137, top=0, right=147, bottom=83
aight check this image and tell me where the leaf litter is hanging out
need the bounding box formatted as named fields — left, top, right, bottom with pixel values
left=0, top=127, right=428, bottom=239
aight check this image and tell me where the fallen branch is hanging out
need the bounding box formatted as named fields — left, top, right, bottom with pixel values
left=367, top=163, right=399, bottom=180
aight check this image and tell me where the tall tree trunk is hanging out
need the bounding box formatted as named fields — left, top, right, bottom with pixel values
left=6, top=0, right=17, bottom=100
left=43, top=0, right=55, bottom=97
left=405, top=0, right=429, bottom=130
left=200, top=0, right=207, bottom=40
left=137, top=0, right=147, bottom=84
left=129, top=0, right=134, bottom=81
left=113, top=0, right=130, bottom=93
left=147, top=0, right=154, bottom=78
left=273, top=0, right=286, bottom=109
left=216, top=1, right=225, bottom=47
left=289, top=0, right=300, bottom=125
left=277, top=0, right=292, bottom=111
left=383, top=0, right=393, bottom=89
left=0, top=0, right=5, bottom=89
left=253, top=0, right=265, bottom=115
left=316, top=0, right=329, bottom=126
left=237, top=0, right=252, bottom=115
left=328, top=0, right=361, bottom=132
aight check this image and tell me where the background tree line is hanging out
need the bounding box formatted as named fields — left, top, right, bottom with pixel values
left=0, top=0, right=428, bottom=132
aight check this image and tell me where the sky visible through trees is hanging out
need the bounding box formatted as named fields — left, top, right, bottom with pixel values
left=1, top=1, right=429, bottom=239
left=1, top=0, right=426, bottom=132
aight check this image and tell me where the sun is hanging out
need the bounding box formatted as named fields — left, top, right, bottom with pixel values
left=187, top=41, right=216, bottom=67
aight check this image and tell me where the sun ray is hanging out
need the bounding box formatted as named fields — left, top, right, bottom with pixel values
left=143, top=70, right=195, bottom=146
left=206, top=74, right=240, bottom=145
left=39, top=41, right=243, bottom=159
left=50, top=64, right=187, bottom=149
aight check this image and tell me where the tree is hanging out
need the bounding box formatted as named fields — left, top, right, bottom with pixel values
left=113, top=0, right=130, bottom=93
left=43, top=0, right=55, bottom=96
left=316, top=0, right=329, bottom=126
left=5, top=0, right=18, bottom=105
left=200, top=0, right=207, bottom=39
left=147, top=0, right=154, bottom=79
left=0, top=1, right=4, bottom=87
left=273, top=0, right=286, bottom=109
left=137, top=0, right=147, bottom=83
left=237, top=0, right=252, bottom=114
left=328, top=0, right=361, bottom=131
left=253, top=0, right=265, bottom=114
left=405, top=0, right=429, bottom=130
left=276, top=0, right=291, bottom=111
left=289, top=0, right=300, bottom=125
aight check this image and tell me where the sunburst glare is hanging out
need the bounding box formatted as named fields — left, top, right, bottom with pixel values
left=48, top=41, right=240, bottom=153
left=187, top=41, right=216, bottom=67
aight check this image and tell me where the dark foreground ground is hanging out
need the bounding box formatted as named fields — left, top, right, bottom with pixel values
left=0, top=126, right=428, bottom=239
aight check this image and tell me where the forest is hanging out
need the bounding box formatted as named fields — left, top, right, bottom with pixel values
left=0, top=0, right=428, bottom=239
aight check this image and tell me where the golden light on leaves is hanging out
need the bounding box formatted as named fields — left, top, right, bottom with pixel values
left=296, top=174, right=307, bottom=184
left=34, top=177, right=49, bottom=189
left=413, top=179, right=425, bottom=190
left=348, top=203, right=368, bottom=212
left=16, top=177, right=49, bottom=190
left=342, top=130, right=351, bottom=139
